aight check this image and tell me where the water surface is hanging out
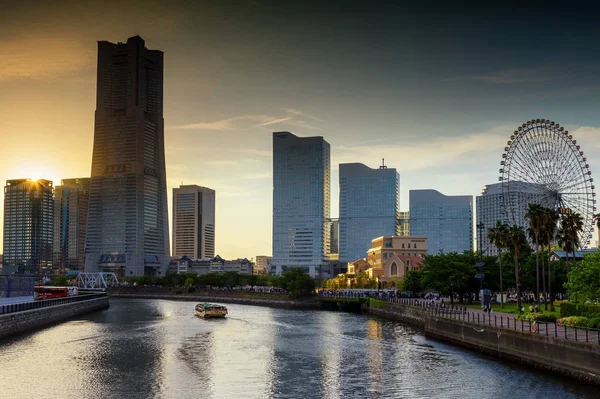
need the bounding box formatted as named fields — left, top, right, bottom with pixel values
left=0, top=298, right=595, bottom=398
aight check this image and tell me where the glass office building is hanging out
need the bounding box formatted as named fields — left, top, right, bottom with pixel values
left=3, top=179, right=54, bottom=275
left=172, top=185, right=216, bottom=259
left=53, top=178, right=90, bottom=272
left=339, top=163, right=399, bottom=262
left=85, top=36, right=169, bottom=277
left=409, top=189, right=473, bottom=254
left=272, top=132, right=330, bottom=277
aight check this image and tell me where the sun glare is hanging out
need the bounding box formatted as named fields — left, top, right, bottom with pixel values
left=10, top=163, right=61, bottom=186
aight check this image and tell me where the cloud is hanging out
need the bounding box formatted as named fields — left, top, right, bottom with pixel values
left=258, top=116, right=293, bottom=126
left=333, top=124, right=514, bottom=173
left=283, top=108, right=323, bottom=121
left=0, top=35, right=94, bottom=80
left=445, top=68, right=549, bottom=84
left=175, top=109, right=323, bottom=131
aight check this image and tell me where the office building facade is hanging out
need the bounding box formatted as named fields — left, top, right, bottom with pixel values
left=476, top=181, right=545, bottom=256
left=172, top=185, right=215, bottom=259
left=329, top=218, right=339, bottom=259
left=397, top=211, right=410, bottom=236
left=53, top=178, right=90, bottom=272
left=409, top=189, right=473, bottom=254
left=339, top=163, right=399, bottom=262
left=3, top=179, right=54, bottom=274
left=272, top=132, right=330, bottom=277
left=85, top=36, right=169, bottom=277
left=254, top=256, right=272, bottom=275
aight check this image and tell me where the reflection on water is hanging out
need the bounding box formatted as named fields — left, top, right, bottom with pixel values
left=0, top=298, right=597, bottom=399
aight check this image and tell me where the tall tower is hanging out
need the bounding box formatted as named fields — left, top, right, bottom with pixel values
left=85, top=36, right=169, bottom=277
left=338, top=163, right=399, bottom=262
left=3, top=179, right=54, bottom=275
left=172, top=185, right=216, bottom=259
left=272, top=131, right=330, bottom=277
left=53, top=178, right=90, bottom=272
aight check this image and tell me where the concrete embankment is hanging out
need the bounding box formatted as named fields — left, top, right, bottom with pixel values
left=110, top=292, right=321, bottom=310
left=0, top=295, right=109, bottom=341
left=364, top=301, right=600, bottom=385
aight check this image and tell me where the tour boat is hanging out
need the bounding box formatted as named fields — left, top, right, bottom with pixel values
left=195, top=303, right=228, bottom=318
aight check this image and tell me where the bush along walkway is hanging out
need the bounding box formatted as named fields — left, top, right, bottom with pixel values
left=409, top=299, right=600, bottom=344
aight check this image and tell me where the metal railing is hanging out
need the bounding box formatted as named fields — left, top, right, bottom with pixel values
left=319, top=293, right=600, bottom=345
left=0, top=293, right=107, bottom=316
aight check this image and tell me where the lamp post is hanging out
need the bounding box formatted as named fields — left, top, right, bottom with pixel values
left=476, top=222, right=485, bottom=258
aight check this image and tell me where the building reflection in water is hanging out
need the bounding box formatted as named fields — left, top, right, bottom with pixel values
left=367, top=318, right=383, bottom=393
left=318, top=311, right=342, bottom=399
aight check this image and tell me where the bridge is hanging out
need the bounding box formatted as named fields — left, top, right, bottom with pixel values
left=75, top=273, right=119, bottom=291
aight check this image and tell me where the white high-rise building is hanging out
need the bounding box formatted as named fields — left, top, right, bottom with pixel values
left=476, top=181, right=545, bottom=256
left=172, top=185, right=216, bottom=259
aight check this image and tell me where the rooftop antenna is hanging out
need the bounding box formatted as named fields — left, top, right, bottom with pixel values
left=379, top=158, right=387, bottom=169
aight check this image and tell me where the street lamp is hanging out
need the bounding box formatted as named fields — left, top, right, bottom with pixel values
left=476, top=222, right=485, bottom=257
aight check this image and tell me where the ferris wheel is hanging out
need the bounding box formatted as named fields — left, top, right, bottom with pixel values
left=499, top=119, right=596, bottom=248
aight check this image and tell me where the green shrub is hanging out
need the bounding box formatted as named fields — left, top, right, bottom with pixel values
left=560, top=302, right=600, bottom=318
left=559, top=316, right=589, bottom=328
left=369, top=298, right=386, bottom=309
left=516, top=312, right=557, bottom=323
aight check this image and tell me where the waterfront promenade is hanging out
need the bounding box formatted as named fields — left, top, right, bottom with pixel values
left=319, top=293, right=600, bottom=345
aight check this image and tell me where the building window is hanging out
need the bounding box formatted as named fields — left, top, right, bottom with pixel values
left=402, top=243, right=405, bottom=248
left=390, top=262, right=398, bottom=276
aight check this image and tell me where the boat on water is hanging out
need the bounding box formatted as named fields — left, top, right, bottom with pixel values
left=195, top=303, right=228, bottom=318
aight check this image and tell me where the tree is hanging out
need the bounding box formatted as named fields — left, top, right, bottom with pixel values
left=507, top=225, right=527, bottom=312
left=488, top=220, right=509, bottom=308
left=420, top=252, right=475, bottom=304
left=525, top=204, right=544, bottom=307
left=401, top=269, right=423, bottom=293
left=281, top=268, right=315, bottom=298
left=564, top=252, right=600, bottom=305
left=541, top=208, right=559, bottom=311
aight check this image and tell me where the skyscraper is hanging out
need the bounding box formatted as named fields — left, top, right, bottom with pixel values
left=53, top=178, right=90, bottom=272
left=476, top=181, right=545, bottom=256
left=329, top=218, right=339, bottom=259
left=397, top=211, right=410, bottom=236
left=85, top=36, right=169, bottom=277
left=272, top=131, right=330, bottom=277
left=338, top=163, right=399, bottom=262
left=3, top=179, right=54, bottom=275
left=172, top=185, right=216, bottom=259
left=409, top=189, right=473, bottom=254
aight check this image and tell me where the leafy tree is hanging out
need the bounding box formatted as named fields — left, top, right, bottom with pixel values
left=420, top=252, right=475, bottom=303
left=400, top=269, right=423, bottom=293
left=564, top=252, right=600, bottom=304
left=51, top=275, right=69, bottom=286
left=184, top=277, right=194, bottom=287
left=281, top=268, right=315, bottom=298
left=488, top=220, right=509, bottom=307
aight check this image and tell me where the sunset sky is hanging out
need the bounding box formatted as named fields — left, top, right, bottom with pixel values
left=2, top=1, right=600, bottom=258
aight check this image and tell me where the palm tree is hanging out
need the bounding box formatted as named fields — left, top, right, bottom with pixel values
left=525, top=204, right=544, bottom=307
left=542, top=207, right=559, bottom=312
left=508, top=225, right=527, bottom=312
left=488, top=220, right=509, bottom=308
left=595, top=213, right=600, bottom=248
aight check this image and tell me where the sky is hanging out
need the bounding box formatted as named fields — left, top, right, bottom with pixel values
left=1, top=0, right=600, bottom=258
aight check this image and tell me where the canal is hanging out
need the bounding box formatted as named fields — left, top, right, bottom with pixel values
left=0, top=298, right=596, bottom=398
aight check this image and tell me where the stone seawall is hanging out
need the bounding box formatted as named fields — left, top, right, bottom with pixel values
left=366, top=302, right=425, bottom=328
left=425, top=317, right=600, bottom=385
left=363, top=301, right=600, bottom=385
left=110, top=293, right=321, bottom=310
left=0, top=296, right=110, bottom=341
